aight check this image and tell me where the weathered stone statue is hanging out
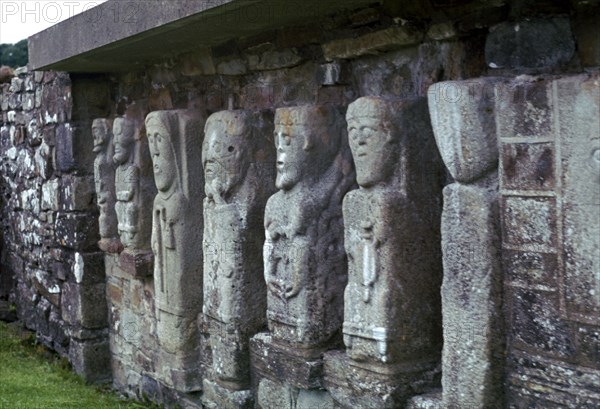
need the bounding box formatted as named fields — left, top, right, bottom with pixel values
left=264, top=105, right=355, bottom=354
left=342, top=96, right=443, bottom=370
left=201, top=109, right=275, bottom=406
left=146, top=110, right=205, bottom=392
left=91, top=118, right=122, bottom=253
left=113, top=116, right=155, bottom=276
left=428, top=78, right=505, bottom=408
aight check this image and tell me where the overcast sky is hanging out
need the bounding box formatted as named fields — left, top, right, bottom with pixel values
left=1, top=0, right=108, bottom=44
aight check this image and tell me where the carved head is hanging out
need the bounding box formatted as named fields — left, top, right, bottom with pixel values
left=145, top=110, right=205, bottom=199
left=428, top=78, right=499, bottom=183
left=274, top=105, right=344, bottom=190
left=202, top=110, right=262, bottom=199
left=92, top=119, right=111, bottom=154
left=113, top=117, right=136, bottom=165
left=146, top=113, right=178, bottom=194
left=346, top=97, right=403, bottom=188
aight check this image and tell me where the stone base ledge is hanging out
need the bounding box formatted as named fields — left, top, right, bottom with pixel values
left=323, top=350, right=441, bottom=409
left=202, top=379, right=253, bottom=409
left=250, top=332, right=324, bottom=389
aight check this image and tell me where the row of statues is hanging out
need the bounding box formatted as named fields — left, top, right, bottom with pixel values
left=92, top=95, right=449, bottom=400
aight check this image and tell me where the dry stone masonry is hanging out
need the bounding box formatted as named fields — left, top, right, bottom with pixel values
left=1, top=1, right=599, bottom=408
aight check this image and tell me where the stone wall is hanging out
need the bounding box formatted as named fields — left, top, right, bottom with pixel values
left=0, top=68, right=111, bottom=382
left=1, top=0, right=599, bottom=408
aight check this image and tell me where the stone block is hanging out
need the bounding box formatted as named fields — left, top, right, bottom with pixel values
left=503, top=197, right=556, bottom=249
left=505, top=350, right=600, bottom=407
left=502, top=142, right=554, bottom=191
left=573, top=10, right=600, bottom=67
left=71, top=251, right=105, bottom=285
left=554, top=74, right=600, bottom=319
left=60, top=175, right=96, bottom=211
left=427, top=22, right=457, bottom=41
left=324, top=350, right=440, bottom=409
left=297, top=389, right=335, bottom=409
left=69, top=338, right=111, bottom=383
left=179, top=47, right=216, bottom=76
left=428, top=77, right=503, bottom=183
left=31, top=268, right=61, bottom=308
left=510, top=289, right=576, bottom=358
left=61, top=282, right=108, bottom=329
left=323, top=27, right=423, bottom=61
left=257, top=378, right=298, bottom=409
left=316, top=62, right=350, bottom=86
left=9, top=77, right=23, bottom=93
left=216, top=59, right=248, bottom=75
left=485, top=17, right=575, bottom=69
left=406, top=389, right=443, bottom=409
left=247, top=48, right=303, bottom=71
left=250, top=332, right=324, bottom=390
left=54, top=124, right=75, bottom=172
left=441, top=183, right=504, bottom=408
left=117, top=249, right=153, bottom=279
left=503, top=250, right=557, bottom=289
left=202, top=379, right=253, bottom=409
left=495, top=77, right=552, bottom=139
left=55, top=212, right=99, bottom=251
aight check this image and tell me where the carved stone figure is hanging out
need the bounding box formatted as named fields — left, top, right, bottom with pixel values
left=264, top=105, right=355, bottom=355
left=112, top=116, right=156, bottom=276
left=201, top=110, right=275, bottom=405
left=342, top=97, right=443, bottom=371
left=428, top=78, right=505, bottom=408
left=146, top=110, right=205, bottom=392
left=91, top=118, right=122, bottom=253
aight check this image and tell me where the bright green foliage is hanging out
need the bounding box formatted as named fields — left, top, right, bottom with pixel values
left=0, top=321, right=159, bottom=409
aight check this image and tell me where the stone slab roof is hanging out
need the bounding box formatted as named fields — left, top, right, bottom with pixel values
left=28, top=0, right=376, bottom=73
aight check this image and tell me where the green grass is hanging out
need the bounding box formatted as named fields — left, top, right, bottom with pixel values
left=0, top=321, right=158, bottom=409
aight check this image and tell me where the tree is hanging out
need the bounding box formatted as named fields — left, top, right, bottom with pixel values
left=0, top=40, right=29, bottom=68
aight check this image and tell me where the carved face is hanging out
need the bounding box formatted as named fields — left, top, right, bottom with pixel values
left=92, top=120, right=108, bottom=153
left=274, top=124, right=310, bottom=190
left=147, top=117, right=177, bottom=193
left=113, top=119, right=135, bottom=165
left=203, top=122, right=247, bottom=199
left=348, top=116, right=396, bottom=187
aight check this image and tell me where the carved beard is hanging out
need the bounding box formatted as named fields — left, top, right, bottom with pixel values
left=113, top=150, right=129, bottom=165
left=209, top=172, right=243, bottom=201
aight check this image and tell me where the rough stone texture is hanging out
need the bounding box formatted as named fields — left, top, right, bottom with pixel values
left=3, top=2, right=598, bottom=408
left=429, top=77, right=505, bottom=408
left=499, top=74, right=600, bottom=407
left=324, top=350, right=441, bottom=409
left=250, top=332, right=325, bottom=390
left=147, top=110, right=205, bottom=392
left=323, top=27, right=423, bottom=61
left=202, top=110, right=276, bottom=396
left=406, top=389, right=443, bottom=409
left=342, top=97, right=443, bottom=376
left=264, top=105, right=355, bottom=355
left=202, top=379, right=254, bottom=409
left=485, top=17, right=575, bottom=69
left=91, top=118, right=121, bottom=253
left=0, top=69, right=111, bottom=383
left=257, top=377, right=298, bottom=409
left=113, top=116, right=156, bottom=277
